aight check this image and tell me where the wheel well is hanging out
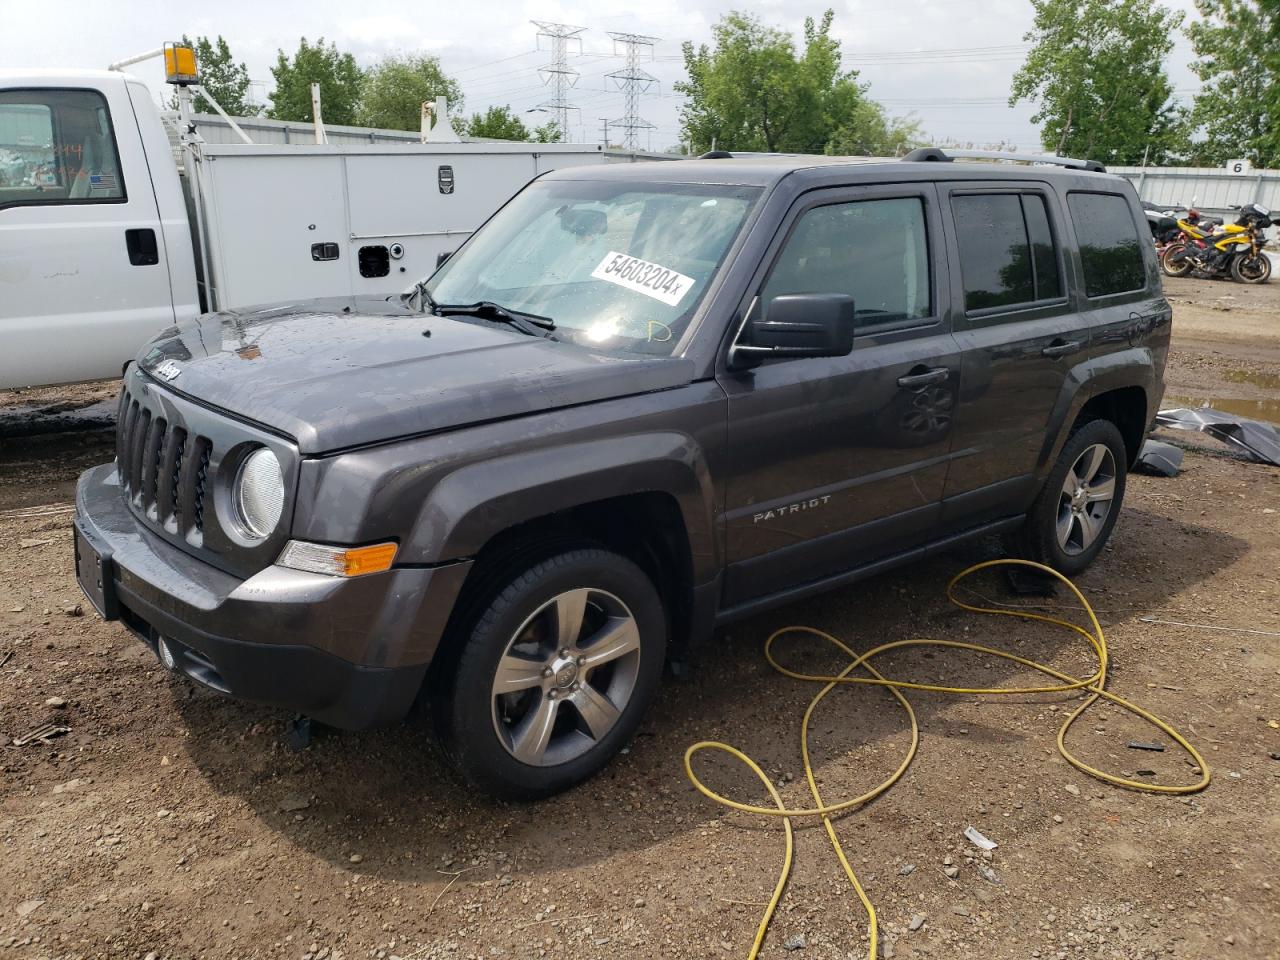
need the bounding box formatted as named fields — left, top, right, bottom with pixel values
left=438, top=493, right=696, bottom=665
left=1074, top=386, right=1148, bottom=464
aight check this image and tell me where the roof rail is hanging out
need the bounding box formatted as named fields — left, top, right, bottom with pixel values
left=901, top=147, right=1106, bottom=174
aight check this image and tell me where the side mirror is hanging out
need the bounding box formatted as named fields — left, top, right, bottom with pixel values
left=733, top=293, right=856, bottom=366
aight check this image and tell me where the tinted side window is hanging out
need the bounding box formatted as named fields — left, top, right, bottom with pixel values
left=1067, top=192, right=1145, bottom=297
left=953, top=193, right=1063, bottom=312
left=762, top=196, right=931, bottom=325
left=0, top=88, right=126, bottom=209
left=954, top=194, right=1033, bottom=310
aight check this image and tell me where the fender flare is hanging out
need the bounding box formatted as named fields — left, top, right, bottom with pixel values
left=404, top=432, right=720, bottom=583
left=1037, top=348, right=1154, bottom=476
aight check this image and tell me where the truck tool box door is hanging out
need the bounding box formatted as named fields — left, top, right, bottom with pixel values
left=936, top=181, right=1081, bottom=527
left=0, top=78, right=173, bottom=388
left=719, top=184, right=959, bottom=604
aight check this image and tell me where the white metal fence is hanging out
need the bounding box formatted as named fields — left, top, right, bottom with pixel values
left=1111, top=164, right=1279, bottom=215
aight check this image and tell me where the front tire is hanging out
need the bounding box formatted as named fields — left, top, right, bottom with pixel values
left=1007, top=419, right=1128, bottom=576
left=433, top=548, right=666, bottom=800
left=1230, top=252, right=1271, bottom=284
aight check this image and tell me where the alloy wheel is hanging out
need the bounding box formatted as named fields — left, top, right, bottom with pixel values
left=1056, top=443, right=1117, bottom=556
left=490, top=587, right=642, bottom=767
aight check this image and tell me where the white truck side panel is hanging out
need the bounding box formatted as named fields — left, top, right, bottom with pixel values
left=196, top=142, right=613, bottom=309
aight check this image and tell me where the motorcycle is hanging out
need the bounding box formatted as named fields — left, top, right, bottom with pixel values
left=1159, top=202, right=1273, bottom=284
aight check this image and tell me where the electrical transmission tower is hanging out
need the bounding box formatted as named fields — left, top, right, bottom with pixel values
left=531, top=20, right=586, bottom=142
left=606, top=32, right=659, bottom=150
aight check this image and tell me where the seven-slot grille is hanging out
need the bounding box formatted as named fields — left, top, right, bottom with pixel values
left=116, top=386, right=213, bottom=538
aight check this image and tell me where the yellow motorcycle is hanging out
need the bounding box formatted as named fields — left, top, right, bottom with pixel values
left=1160, top=202, right=1273, bottom=283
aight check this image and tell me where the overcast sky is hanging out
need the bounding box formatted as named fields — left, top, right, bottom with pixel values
left=2, top=0, right=1206, bottom=153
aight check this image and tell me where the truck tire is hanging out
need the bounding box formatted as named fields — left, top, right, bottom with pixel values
left=433, top=548, right=666, bottom=800
left=1008, top=419, right=1128, bottom=576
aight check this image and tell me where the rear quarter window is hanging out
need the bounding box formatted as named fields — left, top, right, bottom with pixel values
left=1067, top=191, right=1145, bottom=298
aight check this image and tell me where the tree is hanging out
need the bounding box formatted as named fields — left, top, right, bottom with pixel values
left=1010, top=0, right=1187, bottom=164
left=466, top=105, right=531, bottom=140
left=676, top=10, right=918, bottom=156
left=532, top=120, right=562, bottom=143
left=268, top=38, right=363, bottom=126
left=358, top=54, right=463, bottom=132
left=1186, top=0, right=1280, bottom=167
left=175, top=36, right=258, bottom=116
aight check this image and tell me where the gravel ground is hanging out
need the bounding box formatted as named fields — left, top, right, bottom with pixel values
left=1, top=277, right=1278, bottom=959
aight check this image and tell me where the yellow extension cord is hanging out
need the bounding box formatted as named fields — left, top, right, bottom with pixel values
left=683, top=558, right=1211, bottom=960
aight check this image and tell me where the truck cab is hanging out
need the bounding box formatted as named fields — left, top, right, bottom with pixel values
left=0, top=70, right=198, bottom=389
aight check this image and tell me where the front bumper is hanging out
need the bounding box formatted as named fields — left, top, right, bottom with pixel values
left=73, top=463, right=471, bottom=729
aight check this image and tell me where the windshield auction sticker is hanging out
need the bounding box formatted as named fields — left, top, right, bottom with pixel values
left=591, top=251, right=695, bottom=307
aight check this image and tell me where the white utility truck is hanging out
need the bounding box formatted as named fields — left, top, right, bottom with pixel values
left=0, top=49, right=650, bottom=389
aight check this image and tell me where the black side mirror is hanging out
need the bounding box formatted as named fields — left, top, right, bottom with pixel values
left=733, top=293, right=856, bottom=366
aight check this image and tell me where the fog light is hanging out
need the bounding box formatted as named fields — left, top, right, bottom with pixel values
left=157, top=637, right=177, bottom=671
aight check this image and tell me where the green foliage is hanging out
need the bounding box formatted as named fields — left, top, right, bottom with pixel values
left=1186, top=0, right=1280, bottom=167
left=358, top=54, right=463, bottom=132
left=268, top=38, right=363, bottom=126
left=177, top=36, right=259, bottom=116
left=532, top=120, right=562, bottom=143
left=1010, top=0, right=1187, bottom=164
left=465, top=105, right=530, bottom=140
left=676, top=9, right=920, bottom=156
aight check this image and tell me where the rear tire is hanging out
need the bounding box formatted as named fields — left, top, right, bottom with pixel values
left=1160, top=243, right=1193, bottom=278
left=1230, top=253, right=1271, bottom=284
left=432, top=547, right=666, bottom=800
left=1007, top=419, right=1128, bottom=576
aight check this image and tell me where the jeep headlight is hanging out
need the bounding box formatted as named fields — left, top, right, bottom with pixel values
left=234, top=447, right=284, bottom=539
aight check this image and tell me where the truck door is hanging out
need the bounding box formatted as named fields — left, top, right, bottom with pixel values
left=0, top=78, right=173, bottom=388
left=936, top=183, right=1081, bottom=527
left=718, top=184, right=960, bottom=607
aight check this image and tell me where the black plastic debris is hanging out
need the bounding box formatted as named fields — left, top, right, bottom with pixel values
left=1135, top=439, right=1184, bottom=477
left=1128, top=741, right=1165, bottom=752
left=1155, top=407, right=1280, bottom=467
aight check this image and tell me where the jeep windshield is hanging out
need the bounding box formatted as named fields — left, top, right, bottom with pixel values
left=424, top=178, right=762, bottom=355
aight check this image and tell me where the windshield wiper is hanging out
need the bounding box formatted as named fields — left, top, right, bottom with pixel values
left=403, top=280, right=437, bottom=313
left=434, top=301, right=557, bottom=338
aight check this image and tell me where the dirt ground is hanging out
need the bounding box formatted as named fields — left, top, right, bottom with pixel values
left=1, top=277, right=1278, bottom=960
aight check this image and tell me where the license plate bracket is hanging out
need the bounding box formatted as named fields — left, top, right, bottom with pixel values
left=74, top=520, right=118, bottom=620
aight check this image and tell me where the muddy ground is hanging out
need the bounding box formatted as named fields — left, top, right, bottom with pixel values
left=1, top=277, right=1278, bottom=960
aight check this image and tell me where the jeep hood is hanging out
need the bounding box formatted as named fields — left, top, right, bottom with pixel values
left=136, top=297, right=695, bottom=454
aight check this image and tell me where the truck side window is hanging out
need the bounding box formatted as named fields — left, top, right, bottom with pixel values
left=762, top=196, right=931, bottom=326
left=952, top=192, right=1062, bottom=313
left=1066, top=192, right=1146, bottom=298
left=0, top=88, right=125, bottom=209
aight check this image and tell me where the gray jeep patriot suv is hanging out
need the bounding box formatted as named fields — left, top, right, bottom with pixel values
left=74, top=149, right=1170, bottom=798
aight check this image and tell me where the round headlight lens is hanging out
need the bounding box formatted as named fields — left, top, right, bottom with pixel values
left=234, top=448, right=284, bottom=539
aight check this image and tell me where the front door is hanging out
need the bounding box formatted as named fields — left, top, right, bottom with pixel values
left=718, top=184, right=960, bottom=607
left=0, top=79, right=173, bottom=388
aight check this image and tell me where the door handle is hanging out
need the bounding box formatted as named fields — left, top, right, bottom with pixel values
left=896, top=366, right=949, bottom=389
left=125, top=228, right=158, bottom=266
left=1041, top=339, right=1082, bottom=359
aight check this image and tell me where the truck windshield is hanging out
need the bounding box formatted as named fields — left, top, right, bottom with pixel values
left=425, top=178, right=762, bottom=355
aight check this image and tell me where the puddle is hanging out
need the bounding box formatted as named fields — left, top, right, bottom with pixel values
left=1222, top=368, right=1280, bottom=391
left=1164, top=394, right=1280, bottom=425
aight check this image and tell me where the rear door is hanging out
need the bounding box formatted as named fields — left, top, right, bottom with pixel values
left=0, top=77, right=174, bottom=388
left=937, top=181, right=1082, bottom=526
left=718, top=183, right=960, bottom=606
